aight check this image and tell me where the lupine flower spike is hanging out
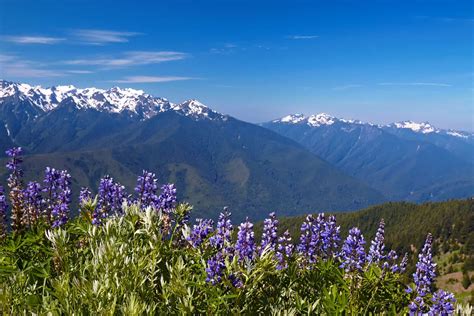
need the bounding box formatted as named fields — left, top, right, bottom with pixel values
left=135, top=170, right=159, bottom=210
left=409, top=233, right=437, bottom=314
left=260, top=212, right=278, bottom=253
left=368, top=219, right=385, bottom=264
left=340, top=227, right=366, bottom=272
left=188, top=218, right=214, bottom=248
left=6, top=147, right=24, bottom=232
left=235, top=217, right=255, bottom=263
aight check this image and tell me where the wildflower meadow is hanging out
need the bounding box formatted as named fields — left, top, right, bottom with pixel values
left=0, top=147, right=469, bottom=314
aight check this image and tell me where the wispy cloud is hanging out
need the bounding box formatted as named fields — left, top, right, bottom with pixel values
left=3, top=36, right=65, bottom=44
left=64, top=51, right=188, bottom=68
left=333, top=84, right=363, bottom=91
left=415, top=15, right=474, bottom=23
left=210, top=43, right=241, bottom=54
left=66, top=70, right=94, bottom=74
left=0, top=54, right=65, bottom=77
left=378, top=82, right=452, bottom=87
left=111, top=76, right=195, bottom=83
left=72, top=29, right=141, bottom=45
left=287, top=35, right=319, bottom=40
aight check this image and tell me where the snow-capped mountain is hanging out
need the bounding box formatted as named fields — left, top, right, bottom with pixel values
left=0, top=80, right=224, bottom=121
left=0, top=80, right=385, bottom=221
left=264, top=113, right=474, bottom=202
left=274, top=113, right=365, bottom=127
left=272, top=113, right=472, bottom=140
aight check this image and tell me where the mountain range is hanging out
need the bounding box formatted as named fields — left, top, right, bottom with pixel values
left=0, top=80, right=384, bottom=221
left=263, top=113, right=474, bottom=201
left=1, top=80, right=472, bottom=220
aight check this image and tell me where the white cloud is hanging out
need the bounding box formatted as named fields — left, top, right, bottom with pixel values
left=0, top=54, right=65, bottom=78
left=378, top=82, right=452, bottom=87
left=3, top=36, right=65, bottom=44
left=65, top=51, right=188, bottom=68
left=72, top=29, right=141, bottom=45
left=66, top=70, right=94, bottom=74
left=111, top=76, right=195, bottom=83
left=287, top=35, right=319, bottom=40
left=333, top=84, right=363, bottom=91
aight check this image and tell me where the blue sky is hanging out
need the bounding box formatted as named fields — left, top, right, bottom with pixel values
left=0, top=0, right=472, bottom=130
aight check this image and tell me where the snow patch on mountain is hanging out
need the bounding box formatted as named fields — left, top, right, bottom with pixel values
left=392, top=121, right=436, bottom=134
left=273, top=113, right=366, bottom=127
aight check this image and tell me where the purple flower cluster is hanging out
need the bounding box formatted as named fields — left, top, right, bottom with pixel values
left=339, top=227, right=366, bottom=272
left=135, top=170, right=159, bottom=210
left=157, top=184, right=177, bottom=213
left=409, top=233, right=437, bottom=313
left=235, top=218, right=255, bottom=263
left=43, top=167, right=72, bottom=227
left=276, top=230, right=294, bottom=270
left=206, top=210, right=234, bottom=285
left=6, top=147, right=23, bottom=183
left=429, top=289, right=456, bottom=315
left=206, top=252, right=226, bottom=285
left=368, top=219, right=385, bottom=264
left=260, top=212, right=278, bottom=252
left=188, top=218, right=214, bottom=248
left=0, top=186, right=8, bottom=239
left=6, top=147, right=24, bottom=231
left=298, top=213, right=341, bottom=264
left=92, top=176, right=127, bottom=225
left=79, top=187, right=92, bottom=205
left=23, top=181, right=43, bottom=227
left=209, top=211, right=233, bottom=251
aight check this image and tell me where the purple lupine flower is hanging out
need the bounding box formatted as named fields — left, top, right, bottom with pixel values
left=188, top=218, right=214, bottom=248
left=43, top=167, right=61, bottom=220
left=6, top=147, right=24, bottom=232
left=309, top=213, right=326, bottom=261
left=383, top=250, right=398, bottom=271
left=429, top=289, right=456, bottom=315
left=298, top=213, right=334, bottom=263
left=92, top=176, right=128, bottom=225
left=209, top=211, right=233, bottom=252
left=229, top=273, right=243, bottom=288
left=206, top=252, right=226, bottom=284
left=5, top=147, right=23, bottom=179
left=51, top=170, right=71, bottom=228
left=409, top=296, right=426, bottom=315
left=276, top=230, right=294, bottom=270
left=79, top=187, right=92, bottom=204
left=23, top=181, right=43, bottom=227
left=0, top=186, right=8, bottom=239
left=321, top=214, right=340, bottom=259
left=339, top=227, right=366, bottom=272
left=260, top=212, right=278, bottom=253
left=368, top=219, right=385, bottom=265
left=134, top=170, right=159, bottom=210
left=399, top=253, right=408, bottom=273
left=43, top=168, right=72, bottom=227
left=413, top=234, right=436, bottom=297
left=297, top=214, right=315, bottom=260
left=157, top=184, right=177, bottom=214
left=235, top=218, right=255, bottom=262
left=409, top=233, right=437, bottom=313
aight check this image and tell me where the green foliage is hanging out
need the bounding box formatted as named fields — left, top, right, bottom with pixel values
left=0, top=203, right=413, bottom=314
